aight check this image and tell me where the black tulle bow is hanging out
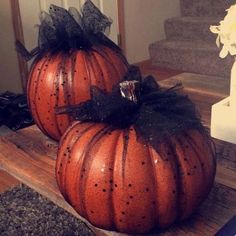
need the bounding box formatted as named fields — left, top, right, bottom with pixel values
left=56, top=74, right=205, bottom=146
left=16, top=0, right=121, bottom=60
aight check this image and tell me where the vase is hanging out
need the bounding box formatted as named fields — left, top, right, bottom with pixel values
left=211, top=57, right=236, bottom=144
left=230, top=57, right=236, bottom=108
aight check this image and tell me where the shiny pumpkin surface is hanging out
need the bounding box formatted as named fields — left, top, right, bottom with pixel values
left=27, top=47, right=128, bottom=140
left=56, top=122, right=216, bottom=234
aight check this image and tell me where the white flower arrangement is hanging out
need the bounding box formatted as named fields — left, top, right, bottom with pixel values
left=210, top=4, right=236, bottom=58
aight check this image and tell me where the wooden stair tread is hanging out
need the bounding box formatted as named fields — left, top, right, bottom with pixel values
left=0, top=72, right=236, bottom=235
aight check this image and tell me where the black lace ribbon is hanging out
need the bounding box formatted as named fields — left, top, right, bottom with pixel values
left=16, top=0, right=122, bottom=60
left=56, top=69, right=206, bottom=147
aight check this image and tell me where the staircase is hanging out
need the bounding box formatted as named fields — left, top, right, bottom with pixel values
left=149, top=0, right=236, bottom=77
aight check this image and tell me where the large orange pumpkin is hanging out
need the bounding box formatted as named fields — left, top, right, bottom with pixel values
left=27, top=47, right=128, bottom=140
left=56, top=121, right=216, bottom=234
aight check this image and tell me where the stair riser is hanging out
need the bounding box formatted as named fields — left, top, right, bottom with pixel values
left=149, top=44, right=233, bottom=77
left=165, top=20, right=217, bottom=42
left=180, top=0, right=236, bottom=17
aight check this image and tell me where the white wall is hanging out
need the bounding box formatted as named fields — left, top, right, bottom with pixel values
left=0, top=0, right=23, bottom=93
left=124, top=0, right=181, bottom=64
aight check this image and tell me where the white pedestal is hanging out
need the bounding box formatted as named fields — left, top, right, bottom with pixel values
left=211, top=97, right=236, bottom=144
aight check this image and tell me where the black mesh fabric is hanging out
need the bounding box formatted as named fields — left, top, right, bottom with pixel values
left=56, top=68, right=207, bottom=147
left=16, top=0, right=122, bottom=60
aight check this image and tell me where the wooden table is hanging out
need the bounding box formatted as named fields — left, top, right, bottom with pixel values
left=1, top=72, right=236, bottom=236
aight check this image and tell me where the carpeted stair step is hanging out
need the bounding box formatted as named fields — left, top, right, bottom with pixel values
left=149, top=40, right=233, bottom=77
left=180, top=0, right=236, bottom=17
left=165, top=16, right=220, bottom=43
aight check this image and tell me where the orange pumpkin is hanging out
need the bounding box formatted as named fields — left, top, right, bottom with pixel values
left=56, top=121, right=216, bottom=234
left=27, top=47, right=128, bottom=140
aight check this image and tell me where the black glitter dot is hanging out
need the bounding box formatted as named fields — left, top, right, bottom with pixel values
left=128, top=184, right=132, bottom=187
left=102, top=189, right=106, bottom=192
left=94, top=184, right=98, bottom=187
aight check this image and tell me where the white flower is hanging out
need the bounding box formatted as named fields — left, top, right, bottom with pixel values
left=210, top=4, right=236, bottom=58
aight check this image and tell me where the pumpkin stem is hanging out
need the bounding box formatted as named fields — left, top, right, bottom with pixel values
left=120, top=80, right=140, bottom=104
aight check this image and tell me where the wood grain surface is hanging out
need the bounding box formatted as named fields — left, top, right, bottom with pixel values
left=0, top=72, right=236, bottom=235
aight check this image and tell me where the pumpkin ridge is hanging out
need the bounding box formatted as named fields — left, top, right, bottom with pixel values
left=181, top=132, right=205, bottom=216
left=121, top=129, right=130, bottom=181
left=54, top=53, right=69, bottom=137
left=101, top=47, right=128, bottom=79
left=59, top=123, right=97, bottom=200
left=93, top=46, right=126, bottom=70
left=174, top=136, right=192, bottom=219
left=146, top=146, right=159, bottom=227
left=56, top=122, right=93, bottom=196
left=82, top=51, right=94, bottom=92
left=89, top=50, right=107, bottom=90
left=69, top=52, right=77, bottom=108
left=183, top=131, right=216, bottom=200
left=168, top=137, right=185, bottom=221
left=183, top=131, right=207, bottom=203
left=97, top=47, right=124, bottom=80
left=91, top=50, right=119, bottom=91
left=31, top=55, right=51, bottom=135
left=110, top=130, right=123, bottom=230
left=174, top=134, right=206, bottom=220
left=60, top=53, right=74, bottom=131
left=26, top=63, right=35, bottom=114
left=169, top=139, right=182, bottom=224
left=77, top=125, right=112, bottom=219
left=150, top=141, right=179, bottom=228
left=48, top=53, right=69, bottom=139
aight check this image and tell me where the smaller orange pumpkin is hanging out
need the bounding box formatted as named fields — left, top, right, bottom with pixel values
left=17, top=2, right=129, bottom=141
